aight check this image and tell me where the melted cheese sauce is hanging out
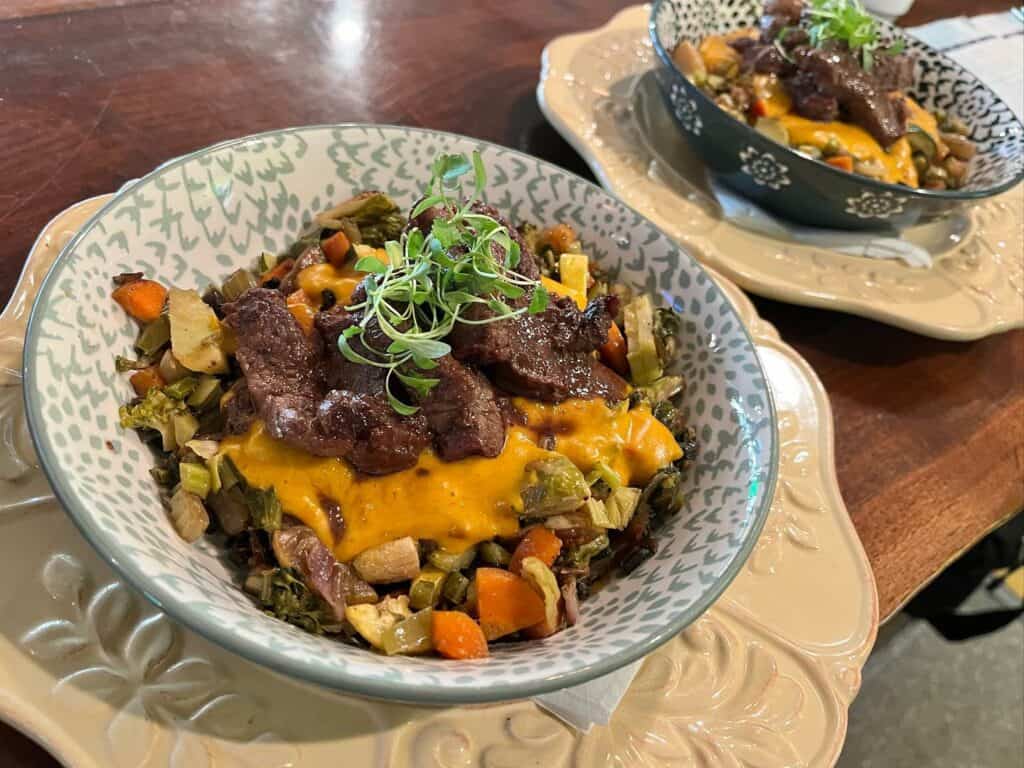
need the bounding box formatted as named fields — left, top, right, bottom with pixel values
left=220, top=400, right=681, bottom=562
left=296, top=262, right=365, bottom=306
left=514, top=398, right=682, bottom=486
left=776, top=114, right=917, bottom=185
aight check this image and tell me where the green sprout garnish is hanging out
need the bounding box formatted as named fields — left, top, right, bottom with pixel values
left=806, top=0, right=904, bottom=71
left=339, top=152, right=550, bottom=416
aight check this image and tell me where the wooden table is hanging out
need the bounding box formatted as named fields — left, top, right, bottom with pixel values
left=1, top=1, right=1020, bottom=764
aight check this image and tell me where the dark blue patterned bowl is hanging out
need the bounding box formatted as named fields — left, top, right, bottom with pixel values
left=650, top=0, right=1024, bottom=231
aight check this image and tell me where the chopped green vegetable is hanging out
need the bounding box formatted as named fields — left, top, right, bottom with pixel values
left=149, top=466, right=176, bottom=486
left=409, top=567, right=447, bottom=610
left=115, top=355, right=152, bottom=373
left=186, top=377, right=221, bottom=411
left=584, top=497, right=614, bottom=529
left=221, top=268, right=258, bottom=301
left=258, top=252, right=279, bottom=273
left=178, top=462, right=211, bottom=499
left=135, top=314, right=170, bottom=356
left=428, top=546, right=477, bottom=573
left=568, top=532, right=610, bottom=567
left=520, top=456, right=590, bottom=517
left=478, top=541, right=512, bottom=567
left=119, top=387, right=193, bottom=451
left=317, top=191, right=405, bottom=247
left=345, top=595, right=412, bottom=649
left=209, top=453, right=241, bottom=494
left=163, top=376, right=198, bottom=400
left=382, top=608, right=434, bottom=655
left=605, top=486, right=642, bottom=530
left=585, top=461, right=622, bottom=491
left=641, top=467, right=684, bottom=529
left=171, top=412, right=199, bottom=447
left=623, top=294, right=663, bottom=386
left=256, top=568, right=338, bottom=635
left=244, top=485, right=283, bottom=532
left=168, top=287, right=229, bottom=375
left=442, top=571, right=470, bottom=605
left=519, top=557, right=560, bottom=634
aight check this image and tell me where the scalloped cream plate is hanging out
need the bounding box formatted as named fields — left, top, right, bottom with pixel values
left=537, top=4, right=1024, bottom=341
left=0, top=195, right=876, bottom=768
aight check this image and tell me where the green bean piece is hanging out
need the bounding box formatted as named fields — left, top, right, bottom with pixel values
left=442, top=571, right=470, bottom=605
left=478, top=541, right=512, bottom=567
left=409, top=567, right=447, bottom=610
left=135, top=314, right=170, bottom=356
left=221, top=268, right=258, bottom=301
left=381, top=608, right=434, bottom=655
left=428, top=546, right=477, bottom=573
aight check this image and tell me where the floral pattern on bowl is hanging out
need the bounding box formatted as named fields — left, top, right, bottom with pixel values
left=22, top=125, right=777, bottom=704
left=650, top=0, right=1024, bottom=230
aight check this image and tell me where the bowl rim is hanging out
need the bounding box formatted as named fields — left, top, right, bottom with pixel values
left=648, top=0, right=1024, bottom=202
left=22, top=123, right=778, bottom=704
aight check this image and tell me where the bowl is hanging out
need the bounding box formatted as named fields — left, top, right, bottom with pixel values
left=650, top=0, right=1024, bottom=231
left=23, top=125, right=777, bottom=704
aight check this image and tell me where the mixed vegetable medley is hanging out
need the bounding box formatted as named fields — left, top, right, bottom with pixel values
left=113, top=153, right=696, bottom=659
left=673, top=0, right=976, bottom=189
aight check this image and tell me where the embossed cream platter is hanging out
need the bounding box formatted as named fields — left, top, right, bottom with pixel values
left=537, top=5, right=1024, bottom=341
left=0, top=194, right=876, bottom=767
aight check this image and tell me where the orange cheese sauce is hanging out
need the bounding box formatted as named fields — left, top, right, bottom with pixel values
left=776, top=114, right=917, bottom=186
left=220, top=400, right=681, bottom=562
left=296, top=262, right=365, bottom=307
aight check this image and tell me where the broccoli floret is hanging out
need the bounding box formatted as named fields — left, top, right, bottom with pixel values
left=118, top=388, right=191, bottom=451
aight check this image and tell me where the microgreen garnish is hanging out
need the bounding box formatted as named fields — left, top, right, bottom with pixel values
left=340, top=151, right=550, bottom=415
left=806, top=0, right=902, bottom=71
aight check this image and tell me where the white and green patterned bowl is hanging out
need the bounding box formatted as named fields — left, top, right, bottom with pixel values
left=23, top=125, right=777, bottom=704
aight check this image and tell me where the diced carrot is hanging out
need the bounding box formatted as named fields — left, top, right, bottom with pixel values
left=259, top=258, right=294, bottom=286
left=432, top=610, right=489, bottom=660
left=285, top=289, right=316, bottom=335
left=826, top=155, right=854, bottom=173
left=129, top=365, right=164, bottom=396
left=543, top=223, right=577, bottom=254
left=322, top=231, right=352, bottom=267
left=598, top=321, right=629, bottom=376
left=750, top=98, right=768, bottom=118
left=112, top=279, right=167, bottom=323
left=475, top=568, right=547, bottom=641
left=509, top=526, right=563, bottom=575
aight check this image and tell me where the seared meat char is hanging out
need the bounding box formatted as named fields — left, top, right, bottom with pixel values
left=448, top=293, right=629, bottom=403
left=223, top=288, right=429, bottom=474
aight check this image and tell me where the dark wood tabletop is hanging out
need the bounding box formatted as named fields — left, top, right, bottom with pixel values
left=1, top=1, right=1021, bottom=764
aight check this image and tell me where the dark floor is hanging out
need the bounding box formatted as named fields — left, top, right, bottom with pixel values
left=837, top=577, right=1024, bottom=768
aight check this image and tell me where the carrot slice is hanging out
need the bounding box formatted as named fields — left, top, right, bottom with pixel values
left=475, top=568, right=547, bottom=641
left=322, top=231, right=352, bottom=267
left=259, top=258, right=294, bottom=285
left=112, top=279, right=167, bottom=323
left=286, top=289, right=316, bottom=335
left=129, top=365, right=164, bottom=396
left=598, top=321, right=628, bottom=376
left=509, top=526, right=563, bottom=575
left=432, top=610, right=489, bottom=660
left=826, top=155, right=854, bottom=173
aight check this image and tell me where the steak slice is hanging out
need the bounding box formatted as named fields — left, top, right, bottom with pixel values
left=448, top=292, right=629, bottom=402
left=224, top=289, right=429, bottom=474
left=317, top=304, right=507, bottom=461
left=417, top=356, right=507, bottom=460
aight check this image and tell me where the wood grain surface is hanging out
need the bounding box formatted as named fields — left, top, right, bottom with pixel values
left=0, top=1, right=1020, bottom=765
